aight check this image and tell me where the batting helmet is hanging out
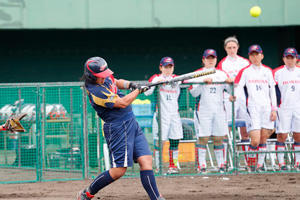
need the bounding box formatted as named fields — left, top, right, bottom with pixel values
left=84, top=57, right=113, bottom=81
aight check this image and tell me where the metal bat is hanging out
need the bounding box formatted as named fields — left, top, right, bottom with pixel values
left=147, top=69, right=216, bottom=87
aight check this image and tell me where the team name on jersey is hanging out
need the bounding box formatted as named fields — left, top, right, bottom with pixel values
left=159, top=88, right=177, bottom=93
left=248, top=80, right=268, bottom=84
left=282, top=80, right=300, bottom=85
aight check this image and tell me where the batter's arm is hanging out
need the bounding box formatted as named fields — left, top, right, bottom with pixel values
left=114, top=89, right=140, bottom=108
left=115, top=79, right=131, bottom=89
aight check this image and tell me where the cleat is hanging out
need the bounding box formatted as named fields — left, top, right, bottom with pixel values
left=247, top=166, right=256, bottom=172
left=158, top=196, right=166, bottom=200
left=219, top=167, right=225, bottom=174
left=280, top=165, right=288, bottom=171
left=197, top=167, right=207, bottom=174
left=167, top=167, right=179, bottom=174
left=294, top=162, right=300, bottom=171
left=256, top=165, right=265, bottom=173
left=76, top=189, right=94, bottom=200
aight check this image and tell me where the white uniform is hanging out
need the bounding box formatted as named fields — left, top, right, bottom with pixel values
left=217, top=55, right=250, bottom=122
left=235, top=64, right=277, bottom=132
left=189, top=69, right=230, bottom=137
left=144, top=74, right=183, bottom=141
left=274, top=65, right=300, bottom=133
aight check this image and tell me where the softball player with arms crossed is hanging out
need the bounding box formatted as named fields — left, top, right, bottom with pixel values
left=273, top=48, right=300, bottom=171
left=77, top=57, right=165, bottom=200
left=145, top=57, right=183, bottom=174
left=189, top=49, right=233, bottom=173
left=235, top=45, right=277, bottom=172
left=217, top=36, right=250, bottom=165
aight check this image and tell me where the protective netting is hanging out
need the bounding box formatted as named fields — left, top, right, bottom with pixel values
left=0, top=82, right=299, bottom=184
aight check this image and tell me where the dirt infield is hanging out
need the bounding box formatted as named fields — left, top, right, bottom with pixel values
left=0, top=173, right=299, bottom=200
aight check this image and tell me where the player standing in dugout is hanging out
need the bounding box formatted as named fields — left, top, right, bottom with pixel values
left=77, top=57, right=165, bottom=200
left=188, top=49, right=233, bottom=173
left=217, top=36, right=250, bottom=167
left=144, top=57, right=183, bottom=175
left=273, top=48, right=300, bottom=171
left=235, top=45, right=277, bottom=172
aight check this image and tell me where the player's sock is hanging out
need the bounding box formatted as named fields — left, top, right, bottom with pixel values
left=169, top=139, right=180, bottom=168
left=169, top=150, right=175, bottom=168
left=214, top=144, right=224, bottom=168
left=140, top=170, right=160, bottom=200
left=173, top=150, right=179, bottom=169
left=293, top=142, right=300, bottom=165
left=257, top=143, right=267, bottom=168
left=223, top=138, right=228, bottom=166
left=241, top=139, right=250, bottom=162
left=247, top=145, right=258, bottom=167
left=195, top=145, right=200, bottom=168
left=275, top=142, right=285, bottom=166
left=197, top=144, right=207, bottom=169
left=88, top=170, right=115, bottom=195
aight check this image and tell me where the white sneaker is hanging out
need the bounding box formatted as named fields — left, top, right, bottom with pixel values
left=167, top=167, right=179, bottom=174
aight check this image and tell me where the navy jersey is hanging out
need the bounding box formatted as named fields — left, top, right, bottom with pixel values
left=86, top=75, right=133, bottom=123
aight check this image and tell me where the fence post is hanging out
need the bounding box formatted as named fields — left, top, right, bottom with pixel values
left=36, top=86, right=43, bottom=182
left=231, top=83, right=238, bottom=175
left=82, top=86, right=89, bottom=179
left=156, top=87, right=163, bottom=175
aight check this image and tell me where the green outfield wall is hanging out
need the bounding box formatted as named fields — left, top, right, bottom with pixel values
left=0, top=0, right=299, bottom=29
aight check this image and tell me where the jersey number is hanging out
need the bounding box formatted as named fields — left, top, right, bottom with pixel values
left=291, top=85, right=295, bottom=92
left=210, top=87, right=216, bottom=93
left=166, top=94, right=172, bottom=100
left=256, top=85, right=262, bottom=91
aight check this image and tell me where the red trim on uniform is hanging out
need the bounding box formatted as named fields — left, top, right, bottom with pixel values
left=108, top=75, right=117, bottom=93
left=272, top=65, right=285, bottom=84
left=216, top=56, right=226, bottom=70
left=234, top=65, right=251, bottom=84
left=148, top=74, right=159, bottom=82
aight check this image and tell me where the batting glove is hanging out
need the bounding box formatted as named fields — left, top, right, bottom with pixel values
left=129, top=82, right=139, bottom=91
left=138, top=85, right=150, bottom=94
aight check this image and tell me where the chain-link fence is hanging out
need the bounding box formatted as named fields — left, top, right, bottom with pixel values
left=0, top=82, right=299, bottom=184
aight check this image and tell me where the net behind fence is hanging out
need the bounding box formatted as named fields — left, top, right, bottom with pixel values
left=0, top=82, right=299, bottom=184
left=0, top=83, right=85, bottom=183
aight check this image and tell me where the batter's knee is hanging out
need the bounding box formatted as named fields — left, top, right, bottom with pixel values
left=109, top=167, right=127, bottom=180
left=138, top=155, right=153, bottom=171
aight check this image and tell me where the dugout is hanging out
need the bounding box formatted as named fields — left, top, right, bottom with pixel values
left=0, top=26, right=299, bottom=83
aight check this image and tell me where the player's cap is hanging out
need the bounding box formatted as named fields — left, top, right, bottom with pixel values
left=160, top=57, right=174, bottom=66
left=203, top=49, right=217, bottom=58
left=248, top=44, right=263, bottom=54
left=283, top=48, right=298, bottom=58
left=85, top=57, right=113, bottom=78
